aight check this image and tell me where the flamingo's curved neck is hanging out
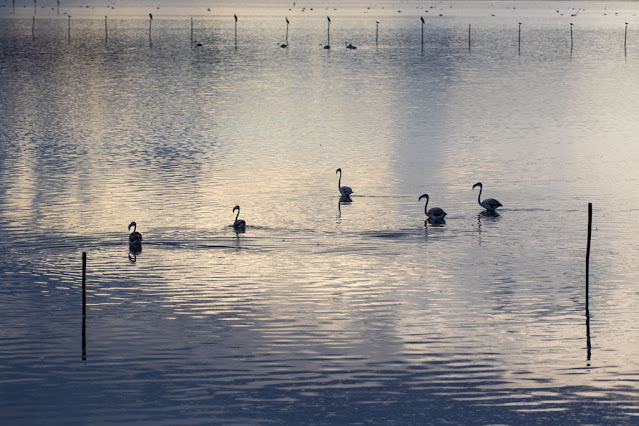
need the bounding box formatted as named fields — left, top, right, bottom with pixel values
left=235, top=208, right=240, bottom=223
left=477, top=186, right=483, bottom=206
left=131, top=223, right=136, bottom=233
left=424, top=196, right=429, bottom=215
left=337, top=171, right=342, bottom=190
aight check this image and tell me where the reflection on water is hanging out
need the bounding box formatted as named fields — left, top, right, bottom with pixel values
left=2, top=1, right=639, bottom=423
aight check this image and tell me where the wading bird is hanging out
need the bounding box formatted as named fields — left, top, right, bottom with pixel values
left=232, top=205, right=246, bottom=230
left=418, top=194, right=447, bottom=223
left=472, top=182, right=502, bottom=212
left=336, top=168, right=353, bottom=198
left=128, top=221, right=142, bottom=245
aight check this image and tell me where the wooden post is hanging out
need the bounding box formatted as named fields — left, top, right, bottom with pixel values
left=57, top=0, right=59, bottom=15
left=234, top=14, right=238, bottom=48
left=82, top=252, right=87, bottom=360
left=586, top=203, right=592, bottom=313
left=68, top=15, right=70, bottom=44
left=421, top=17, right=425, bottom=52
left=376, top=21, right=379, bottom=48
left=327, top=16, right=331, bottom=48
left=32, top=16, right=35, bottom=40
left=518, top=22, right=522, bottom=54
left=585, top=203, right=592, bottom=362
left=105, top=16, right=108, bottom=44
left=625, top=22, right=628, bottom=56
left=570, top=23, right=573, bottom=52
left=191, top=17, right=193, bottom=44
left=468, top=24, right=471, bottom=51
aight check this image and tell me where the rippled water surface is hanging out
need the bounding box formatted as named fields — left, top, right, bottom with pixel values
left=2, top=1, right=639, bottom=423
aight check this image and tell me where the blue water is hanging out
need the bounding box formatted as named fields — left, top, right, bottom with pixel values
left=2, top=1, right=639, bottom=423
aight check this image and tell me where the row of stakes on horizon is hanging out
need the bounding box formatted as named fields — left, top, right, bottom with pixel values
left=24, top=13, right=631, bottom=54
left=127, top=169, right=503, bottom=250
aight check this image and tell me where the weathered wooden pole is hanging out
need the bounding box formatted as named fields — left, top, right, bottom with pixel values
left=32, top=16, right=35, bottom=40
left=376, top=21, right=379, bottom=48
left=586, top=203, right=592, bottom=313
left=570, top=23, right=573, bottom=52
left=82, top=252, right=87, bottom=360
left=625, top=22, right=628, bottom=56
left=468, top=24, right=471, bottom=51
left=518, top=22, right=522, bottom=54
left=191, top=17, right=193, bottom=44
left=326, top=16, right=331, bottom=48
left=57, top=0, right=59, bottom=15
left=421, top=16, right=425, bottom=51
left=234, top=13, right=238, bottom=48
left=105, top=16, right=108, bottom=44
left=149, top=13, right=153, bottom=42
left=68, top=15, right=70, bottom=44
left=285, top=17, right=289, bottom=45
left=585, top=203, right=592, bottom=362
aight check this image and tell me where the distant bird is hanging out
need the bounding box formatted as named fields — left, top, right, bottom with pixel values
left=336, top=168, right=353, bottom=197
left=346, top=41, right=357, bottom=49
left=472, top=182, right=502, bottom=212
left=128, top=221, right=142, bottom=245
left=232, top=205, right=246, bottom=230
left=418, top=194, right=447, bottom=222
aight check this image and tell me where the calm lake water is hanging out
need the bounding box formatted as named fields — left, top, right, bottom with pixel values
left=2, top=0, right=639, bottom=423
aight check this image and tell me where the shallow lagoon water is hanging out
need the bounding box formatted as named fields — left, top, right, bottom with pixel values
left=2, top=1, right=639, bottom=423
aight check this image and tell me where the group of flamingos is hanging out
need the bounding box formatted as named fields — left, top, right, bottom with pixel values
left=128, top=168, right=502, bottom=247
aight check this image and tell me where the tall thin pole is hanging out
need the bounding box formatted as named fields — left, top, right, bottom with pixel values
left=57, top=0, right=59, bottom=15
left=82, top=252, right=87, bottom=361
left=468, top=24, right=471, bottom=52
left=105, top=16, right=108, bottom=44
left=32, top=16, right=35, bottom=40
left=586, top=203, right=592, bottom=313
left=518, top=22, right=522, bottom=54
left=149, top=13, right=153, bottom=44
left=327, top=16, right=331, bottom=48
left=286, top=17, right=289, bottom=45
left=585, top=203, right=592, bottom=362
left=33, top=0, right=36, bottom=15
left=68, top=15, right=70, bottom=44
left=625, top=22, right=628, bottom=56
left=191, top=17, right=193, bottom=44
left=570, top=23, right=573, bottom=53
left=421, top=16, right=425, bottom=52
left=234, top=13, right=238, bottom=48
left=376, top=21, right=379, bottom=48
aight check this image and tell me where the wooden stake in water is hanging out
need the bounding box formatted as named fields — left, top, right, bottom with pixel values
left=376, top=21, right=379, bottom=48
left=68, top=15, right=70, bottom=44
left=468, top=24, right=471, bottom=52
left=570, top=23, right=573, bottom=52
left=32, top=16, right=35, bottom=40
left=421, top=16, right=425, bottom=52
left=82, top=252, right=87, bottom=319
left=234, top=14, right=238, bottom=48
left=585, top=203, right=592, bottom=361
left=105, top=16, right=108, bottom=44
left=57, top=0, right=59, bottom=15
left=191, top=17, right=193, bottom=44
left=518, top=22, right=522, bottom=54
left=326, top=16, right=331, bottom=49
left=586, top=203, right=592, bottom=313
left=33, top=0, right=36, bottom=15
left=82, top=252, right=87, bottom=360
left=149, top=13, right=153, bottom=42
left=625, top=22, right=628, bottom=56
left=285, top=17, right=289, bottom=45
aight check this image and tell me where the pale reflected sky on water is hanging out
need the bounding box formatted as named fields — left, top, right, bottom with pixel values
left=2, top=1, right=639, bottom=423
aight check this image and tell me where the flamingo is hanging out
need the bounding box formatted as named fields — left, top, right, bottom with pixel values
left=336, top=168, right=353, bottom=197
left=232, top=205, right=246, bottom=230
left=418, top=194, right=447, bottom=222
left=128, top=221, right=142, bottom=245
left=472, top=182, right=502, bottom=212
